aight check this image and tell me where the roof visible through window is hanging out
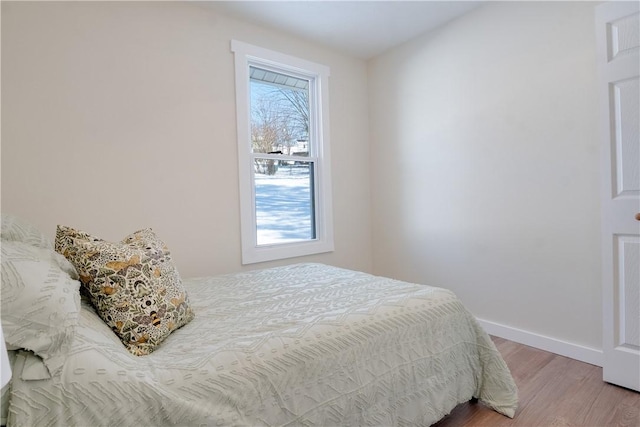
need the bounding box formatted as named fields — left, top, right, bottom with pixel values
left=250, top=66, right=309, bottom=91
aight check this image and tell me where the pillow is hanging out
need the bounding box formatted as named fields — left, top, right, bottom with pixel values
left=0, top=241, right=81, bottom=378
left=1, top=214, right=53, bottom=249
left=55, top=226, right=195, bottom=356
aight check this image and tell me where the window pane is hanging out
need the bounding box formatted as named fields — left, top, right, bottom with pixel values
left=250, top=66, right=310, bottom=157
left=254, top=159, right=315, bottom=246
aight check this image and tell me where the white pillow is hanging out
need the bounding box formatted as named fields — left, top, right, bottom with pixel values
left=1, top=241, right=81, bottom=378
left=1, top=214, right=53, bottom=249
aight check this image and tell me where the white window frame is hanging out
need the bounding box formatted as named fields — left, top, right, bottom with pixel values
left=231, top=40, right=334, bottom=265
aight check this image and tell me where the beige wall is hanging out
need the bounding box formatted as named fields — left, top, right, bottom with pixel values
left=368, top=2, right=602, bottom=350
left=1, top=1, right=372, bottom=277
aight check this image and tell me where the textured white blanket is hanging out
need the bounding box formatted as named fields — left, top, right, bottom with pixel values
left=7, top=263, right=517, bottom=426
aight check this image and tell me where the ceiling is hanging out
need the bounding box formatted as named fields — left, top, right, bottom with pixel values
left=204, top=1, right=483, bottom=59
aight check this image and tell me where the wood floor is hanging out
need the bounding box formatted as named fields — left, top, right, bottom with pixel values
left=433, top=337, right=640, bottom=427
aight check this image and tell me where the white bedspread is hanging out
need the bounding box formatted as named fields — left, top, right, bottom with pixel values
left=7, top=263, right=517, bottom=426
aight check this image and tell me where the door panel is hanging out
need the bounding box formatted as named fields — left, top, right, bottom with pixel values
left=611, top=77, right=639, bottom=197
left=608, top=11, right=640, bottom=60
left=615, top=235, right=639, bottom=349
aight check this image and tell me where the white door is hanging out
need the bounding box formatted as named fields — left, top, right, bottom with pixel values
left=596, top=1, right=640, bottom=392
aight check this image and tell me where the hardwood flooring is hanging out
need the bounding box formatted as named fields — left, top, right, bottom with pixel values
left=432, top=337, right=640, bottom=427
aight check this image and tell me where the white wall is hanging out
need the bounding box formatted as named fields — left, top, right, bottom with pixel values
left=1, top=1, right=372, bottom=277
left=369, top=2, right=602, bottom=352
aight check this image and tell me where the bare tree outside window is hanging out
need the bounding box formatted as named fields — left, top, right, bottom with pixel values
left=250, top=71, right=309, bottom=153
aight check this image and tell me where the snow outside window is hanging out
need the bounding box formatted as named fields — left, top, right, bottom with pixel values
left=231, top=40, right=334, bottom=264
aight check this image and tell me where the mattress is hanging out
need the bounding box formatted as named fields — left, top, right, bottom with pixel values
left=6, top=263, right=517, bottom=426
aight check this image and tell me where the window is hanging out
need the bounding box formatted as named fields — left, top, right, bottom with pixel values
left=231, top=40, right=334, bottom=264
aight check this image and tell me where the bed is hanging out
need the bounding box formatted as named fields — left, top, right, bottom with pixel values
left=1, top=215, right=517, bottom=426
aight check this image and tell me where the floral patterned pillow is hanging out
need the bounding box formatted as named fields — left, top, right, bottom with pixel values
left=55, top=226, right=195, bottom=356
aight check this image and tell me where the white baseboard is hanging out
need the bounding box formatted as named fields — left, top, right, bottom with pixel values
left=477, top=318, right=604, bottom=367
